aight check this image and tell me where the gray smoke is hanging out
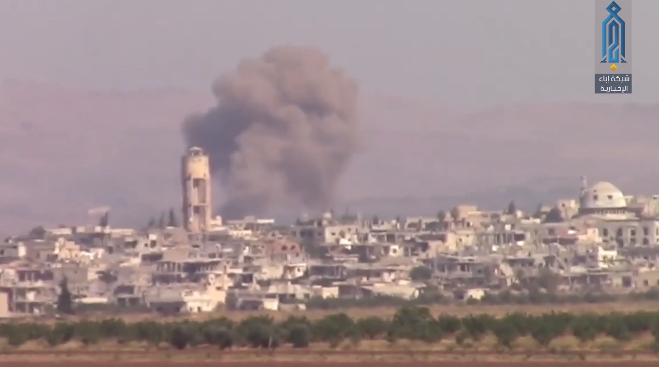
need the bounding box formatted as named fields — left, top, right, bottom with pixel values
left=182, top=45, right=360, bottom=219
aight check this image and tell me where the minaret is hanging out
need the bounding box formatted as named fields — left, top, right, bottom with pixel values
left=581, top=175, right=588, bottom=194
left=181, top=147, right=212, bottom=232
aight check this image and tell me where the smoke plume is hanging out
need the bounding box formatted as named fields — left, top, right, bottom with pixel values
left=182, top=45, right=360, bottom=218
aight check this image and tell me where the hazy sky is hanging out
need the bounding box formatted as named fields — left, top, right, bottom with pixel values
left=1, top=0, right=657, bottom=108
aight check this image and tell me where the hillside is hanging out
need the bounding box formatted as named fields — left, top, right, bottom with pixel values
left=1, top=79, right=658, bottom=231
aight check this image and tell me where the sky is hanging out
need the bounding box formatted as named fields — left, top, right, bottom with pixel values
left=1, top=0, right=657, bottom=109
left=1, top=0, right=659, bottom=231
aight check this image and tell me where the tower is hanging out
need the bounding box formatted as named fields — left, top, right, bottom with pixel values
left=581, top=175, right=588, bottom=193
left=182, top=147, right=212, bottom=232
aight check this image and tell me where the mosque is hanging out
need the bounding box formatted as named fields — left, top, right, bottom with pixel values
left=578, top=180, right=638, bottom=219
left=574, top=178, right=659, bottom=247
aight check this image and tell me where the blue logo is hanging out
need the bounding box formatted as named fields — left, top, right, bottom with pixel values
left=601, top=1, right=626, bottom=63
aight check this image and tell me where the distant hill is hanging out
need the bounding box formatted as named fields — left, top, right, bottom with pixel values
left=1, top=79, right=658, bottom=231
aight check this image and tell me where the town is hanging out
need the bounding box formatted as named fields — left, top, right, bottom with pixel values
left=1, top=146, right=659, bottom=317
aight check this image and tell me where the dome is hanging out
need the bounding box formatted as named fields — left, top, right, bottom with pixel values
left=579, top=181, right=627, bottom=209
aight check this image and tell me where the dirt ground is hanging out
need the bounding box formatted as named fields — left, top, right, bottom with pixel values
left=2, top=362, right=659, bottom=366
left=2, top=349, right=659, bottom=365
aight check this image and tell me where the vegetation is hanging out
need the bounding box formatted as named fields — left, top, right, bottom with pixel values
left=304, top=288, right=659, bottom=310
left=167, top=207, right=178, bottom=228
left=158, top=212, right=166, bottom=229
left=98, top=212, right=110, bottom=227
left=4, top=306, right=659, bottom=352
left=56, top=278, right=74, bottom=315
left=409, top=266, right=432, bottom=281
left=28, top=225, right=46, bottom=239
left=507, top=200, right=517, bottom=215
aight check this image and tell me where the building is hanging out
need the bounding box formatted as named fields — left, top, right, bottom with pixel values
left=181, top=147, right=212, bottom=232
left=0, top=291, right=9, bottom=318
left=576, top=181, right=659, bottom=247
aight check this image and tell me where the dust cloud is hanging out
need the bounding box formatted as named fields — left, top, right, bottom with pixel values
left=182, top=45, right=360, bottom=218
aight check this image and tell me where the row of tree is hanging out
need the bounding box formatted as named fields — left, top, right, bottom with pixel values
left=3, top=306, right=659, bottom=350
left=146, top=208, right=179, bottom=229
left=305, top=288, right=659, bottom=310
left=27, top=207, right=179, bottom=239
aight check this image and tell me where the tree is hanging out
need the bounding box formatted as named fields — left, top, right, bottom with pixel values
left=389, top=306, right=443, bottom=342
left=147, top=217, right=156, bottom=228
left=531, top=319, right=559, bottom=347
left=98, top=212, right=109, bottom=227
left=450, top=207, right=460, bottom=221
left=356, top=316, right=389, bottom=340
left=170, top=326, right=190, bottom=350
left=410, top=266, right=432, bottom=281
left=533, top=203, right=544, bottom=218
left=214, top=328, right=233, bottom=350
left=651, top=318, right=659, bottom=344
left=437, top=210, right=447, bottom=221
left=493, top=319, right=517, bottom=348
left=158, top=212, right=166, bottom=229
left=288, top=324, right=311, bottom=348
left=46, top=323, right=74, bottom=346
left=29, top=226, right=46, bottom=239
left=536, top=267, right=561, bottom=292
left=507, top=200, right=517, bottom=215
left=167, top=208, right=178, bottom=228
left=437, top=314, right=462, bottom=334
left=571, top=316, right=598, bottom=343
left=6, top=325, right=28, bottom=346
left=76, top=320, right=102, bottom=345
left=544, top=207, right=564, bottom=223
left=57, top=278, right=74, bottom=315
left=313, top=313, right=354, bottom=345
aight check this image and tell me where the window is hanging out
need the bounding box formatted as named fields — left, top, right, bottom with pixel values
left=602, top=228, right=609, bottom=236
left=644, top=227, right=649, bottom=236
left=593, top=195, right=599, bottom=200
left=631, top=229, right=637, bottom=237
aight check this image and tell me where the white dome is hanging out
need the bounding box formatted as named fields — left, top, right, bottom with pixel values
left=580, top=181, right=626, bottom=209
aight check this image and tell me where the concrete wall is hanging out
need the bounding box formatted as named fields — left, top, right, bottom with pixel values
left=0, top=291, right=9, bottom=318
